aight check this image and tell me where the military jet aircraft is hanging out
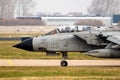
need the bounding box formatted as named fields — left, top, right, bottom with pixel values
left=13, top=26, right=120, bottom=66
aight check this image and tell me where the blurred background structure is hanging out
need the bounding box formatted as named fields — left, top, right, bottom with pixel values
left=0, top=0, right=120, bottom=26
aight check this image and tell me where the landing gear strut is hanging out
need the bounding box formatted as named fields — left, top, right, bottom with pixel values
left=60, top=52, right=68, bottom=67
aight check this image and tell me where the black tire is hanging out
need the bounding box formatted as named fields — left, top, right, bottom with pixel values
left=60, top=60, right=68, bottom=67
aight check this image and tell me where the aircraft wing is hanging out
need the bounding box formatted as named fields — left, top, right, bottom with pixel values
left=73, top=34, right=85, bottom=41
left=74, top=31, right=120, bottom=45
left=96, top=32, right=120, bottom=45
left=107, top=34, right=120, bottom=45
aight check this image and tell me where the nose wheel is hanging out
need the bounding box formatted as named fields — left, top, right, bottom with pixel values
left=61, top=60, right=68, bottom=67
left=60, top=52, right=68, bottom=67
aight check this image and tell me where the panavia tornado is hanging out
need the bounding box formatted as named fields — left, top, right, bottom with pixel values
left=13, top=26, right=120, bottom=66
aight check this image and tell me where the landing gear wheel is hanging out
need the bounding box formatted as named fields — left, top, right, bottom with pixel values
left=60, top=60, right=68, bottom=67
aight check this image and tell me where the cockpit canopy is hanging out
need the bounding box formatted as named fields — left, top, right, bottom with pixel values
left=44, top=26, right=81, bottom=35
left=45, top=26, right=106, bottom=35
left=45, top=29, right=58, bottom=35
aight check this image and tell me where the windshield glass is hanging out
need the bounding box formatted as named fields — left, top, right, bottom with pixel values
left=44, top=29, right=58, bottom=35
left=44, top=26, right=94, bottom=35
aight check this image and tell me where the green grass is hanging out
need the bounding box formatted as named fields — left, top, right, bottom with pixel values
left=0, top=66, right=120, bottom=79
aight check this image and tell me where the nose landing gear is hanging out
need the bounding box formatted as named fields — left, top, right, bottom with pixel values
left=60, top=52, right=68, bottom=67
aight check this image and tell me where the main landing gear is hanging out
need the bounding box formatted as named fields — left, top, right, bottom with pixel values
left=60, top=52, right=68, bottom=67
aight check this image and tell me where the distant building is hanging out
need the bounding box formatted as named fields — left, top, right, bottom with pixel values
left=113, top=14, right=120, bottom=25
left=16, top=16, right=41, bottom=19
left=15, top=16, right=44, bottom=26
left=42, top=17, right=112, bottom=26
left=0, top=16, right=44, bottom=26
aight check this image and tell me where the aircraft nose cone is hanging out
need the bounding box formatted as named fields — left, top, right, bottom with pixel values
left=13, top=38, right=33, bottom=51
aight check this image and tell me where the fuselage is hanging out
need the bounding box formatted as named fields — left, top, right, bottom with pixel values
left=32, top=31, right=103, bottom=52
left=13, top=30, right=120, bottom=58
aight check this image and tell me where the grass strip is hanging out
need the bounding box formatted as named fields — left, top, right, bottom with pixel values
left=0, top=66, right=120, bottom=78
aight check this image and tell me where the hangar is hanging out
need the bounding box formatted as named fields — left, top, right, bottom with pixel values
left=42, top=17, right=112, bottom=26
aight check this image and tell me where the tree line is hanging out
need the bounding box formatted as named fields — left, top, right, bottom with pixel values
left=1, top=0, right=120, bottom=18
left=0, top=0, right=120, bottom=26
left=88, top=0, right=120, bottom=16
left=0, top=0, right=34, bottom=19
left=75, top=0, right=120, bottom=26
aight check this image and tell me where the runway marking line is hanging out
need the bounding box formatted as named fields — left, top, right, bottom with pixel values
left=6, top=60, right=14, bottom=66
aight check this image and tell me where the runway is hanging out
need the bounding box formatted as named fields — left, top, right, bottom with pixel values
left=0, top=59, right=120, bottom=66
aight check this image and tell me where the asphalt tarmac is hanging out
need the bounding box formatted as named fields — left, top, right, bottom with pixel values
left=0, top=59, right=120, bottom=66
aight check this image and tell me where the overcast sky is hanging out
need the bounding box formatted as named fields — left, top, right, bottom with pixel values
left=33, top=0, right=93, bottom=14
